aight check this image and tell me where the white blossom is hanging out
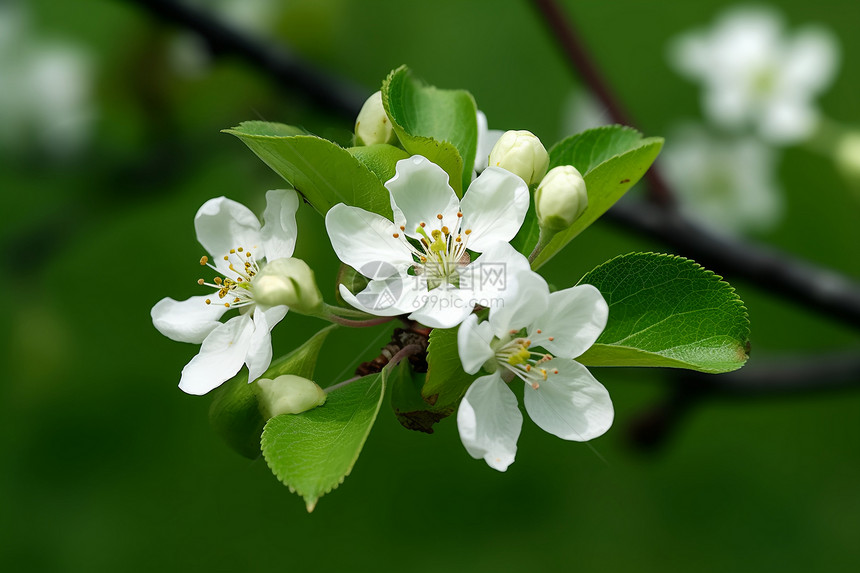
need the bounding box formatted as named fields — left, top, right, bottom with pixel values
left=669, top=6, right=839, bottom=144
left=151, top=190, right=300, bottom=395
left=456, top=271, right=613, bottom=471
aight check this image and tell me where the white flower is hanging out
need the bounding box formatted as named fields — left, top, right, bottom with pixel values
left=669, top=6, right=839, bottom=144
left=0, top=3, right=94, bottom=157
left=662, top=123, right=783, bottom=235
left=474, top=110, right=504, bottom=174
left=325, top=155, right=530, bottom=329
left=151, top=190, right=300, bottom=395
left=456, top=271, right=612, bottom=471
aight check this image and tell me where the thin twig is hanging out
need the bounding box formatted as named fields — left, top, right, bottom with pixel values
left=126, top=0, right=366, bottom=119
left=529, top=0, right=675, bottom=207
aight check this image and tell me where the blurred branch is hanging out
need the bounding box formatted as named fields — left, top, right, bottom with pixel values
left=529, top=0, right=675, bottom=207
left=125, top=0, right=367, bottom=119
left=127, top=0, right=860, bottom=332
left=628, top=351, right=860, bottom=450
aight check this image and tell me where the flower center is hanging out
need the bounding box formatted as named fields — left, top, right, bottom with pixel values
left=197, top=246, right=261, bottom=309
left=390, top=211, right=473, bottom=290
left=493, top=329, right=560, bottom=389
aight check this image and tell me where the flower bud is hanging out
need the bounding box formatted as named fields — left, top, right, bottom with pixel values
left=488, top=130, right=549, bottom=186
left=535, top=165, right=588, bottom=231
left=254, top=257, right=323, bottom=315
left=355, top=91, right=396, bottom=146
left=835, top=131, right=860, bottom=182
left=257, top=375, right=326, bottom=417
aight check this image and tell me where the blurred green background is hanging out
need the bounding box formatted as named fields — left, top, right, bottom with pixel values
left=2, top=0, right=859, bottom=571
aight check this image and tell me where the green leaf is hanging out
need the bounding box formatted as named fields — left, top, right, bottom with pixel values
left=422, top=326, right=477, bottom=411
left=382, top=66, right=477, bottom=195
left=208, top=325, right=336, bottom=459
left=223, top=121, right=392, bottom=217
left=389, top=362, right=453, bottom=434
left=347, top=143, right=409, bottom=184
left=530, top=126, right=664, bottom=268
left=576, top=253, right=750, bottom=373
left=261, top=369, right=389, bottom=512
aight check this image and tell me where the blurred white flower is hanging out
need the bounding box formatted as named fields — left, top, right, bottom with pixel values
left=0, top=3, right=95, bottom=157
left=669, top=6, right=839, bottom=145
left=559, top=89, right=609, bottom=139
left=662, top=124, right=783, bottom=235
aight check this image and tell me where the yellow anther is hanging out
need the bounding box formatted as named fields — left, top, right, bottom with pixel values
left=224, top=302, right=231, bottom=307
left=441, top=226, right=449, bottom=235
left=234, top=297, right=240, bottom=303
left=197, top=279, right=204, bottom=285
left=552, top=369, right=559, bottom=374
left=532, top=382, right=540, bottom=390
left=525, top=340, right=531, bottom=347
left=237, top=277, right=243, bottom=282
left=540, top=368, right=548, bottom=380
left=399, top=225, right=405, bottom=231
left=525, top=365, right=532, bottom=372
left=536, top=329, right=542, bottom=334
left=510, top=330, right=518, bottom=334
left=392, top=232, right=400, bottom=238
left=465, top=229, right=472, bottom=235
left=199, top=256, right=208, bottom=265
left=237, top=247, right=243, bottom=252
left=223, top=255, right=229, bottom=261
left=457, top=211, right=463, bottom=218
left=214, top=277, right=222, bottom=284
left=436, top=213, right=443, bottom=220
left=455, top=236, right=461, bottom=243
left=230, top=249, right=236, bottom=254
left=205, top=299, right=211, bottom=305
left=419, top=222, right=426, bottom=228
left=246, top=252, right=251, bottom=258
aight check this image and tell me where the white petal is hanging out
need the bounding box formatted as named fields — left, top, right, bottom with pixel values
left=178, top=314, right=256, bottom=395
left=780, top=26, right=839, bottom=94
left=194, top=197, right=262, bottom=263
left=758, top=98, right=817, bottom=144
left=485, top=266, right=550, bottom=339
left=530, top=284, right=608, bottom=358
left=245, top=305, right=288, bottom=383
left=475, top=111, right=504, bottom=174
left=408, top=287, right=474, bottom=329
left=151, top=295, right=229, bottom=344
left=338, top=277, right=419, bottom=317
left=325, top=203, right=413, bottom=277
left=260, top=189, right=299, bottom=260
left=523, top=359, right=613, bottom=442
left=459, top=167, right=529, bottom=251
left=386, top=155, right=461, bottom=239
left=467, top=241, right=534, bottom=305
left=457, top=374, right=522, bottom=472
left=457, top=313, right=496, bottom=375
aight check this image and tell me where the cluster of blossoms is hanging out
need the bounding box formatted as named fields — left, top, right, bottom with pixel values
left=153, top=90, right=608, bottom=471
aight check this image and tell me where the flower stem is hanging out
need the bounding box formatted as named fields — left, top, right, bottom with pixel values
left=325, top=313, right=396, bottom=328
left=528, top=228, right=557, bottom=265
left=324, top=344, right=424, bottom=394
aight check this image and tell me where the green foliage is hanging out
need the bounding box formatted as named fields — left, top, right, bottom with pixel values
left=389, top=362, right=453, bottom=434
left=208, top=325, right=336, bottom=459
left=576, top=253, right=750, bottom=373
left=223, top=121, right=393, bottom=217
left=381, top=66, right=478, bottom=195
left=261, top=370, right=388, bottom=512
left=529, top=126, right=664, bottom=268
left=422, top=326, right=478, bottom=411
left=347, top=143, right=409, bottom=184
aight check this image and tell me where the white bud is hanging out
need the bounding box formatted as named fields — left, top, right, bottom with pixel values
left=535, top=165, right=588, bottom=231
left=355, top=91, right=395, bottom=146
left=257, top=375, right=326, bottom=417
left=835, top=131, right=860, bottom=182
left=254, top=257, right=323, bottom=315
left=488, top=130, right=549, bottom=186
